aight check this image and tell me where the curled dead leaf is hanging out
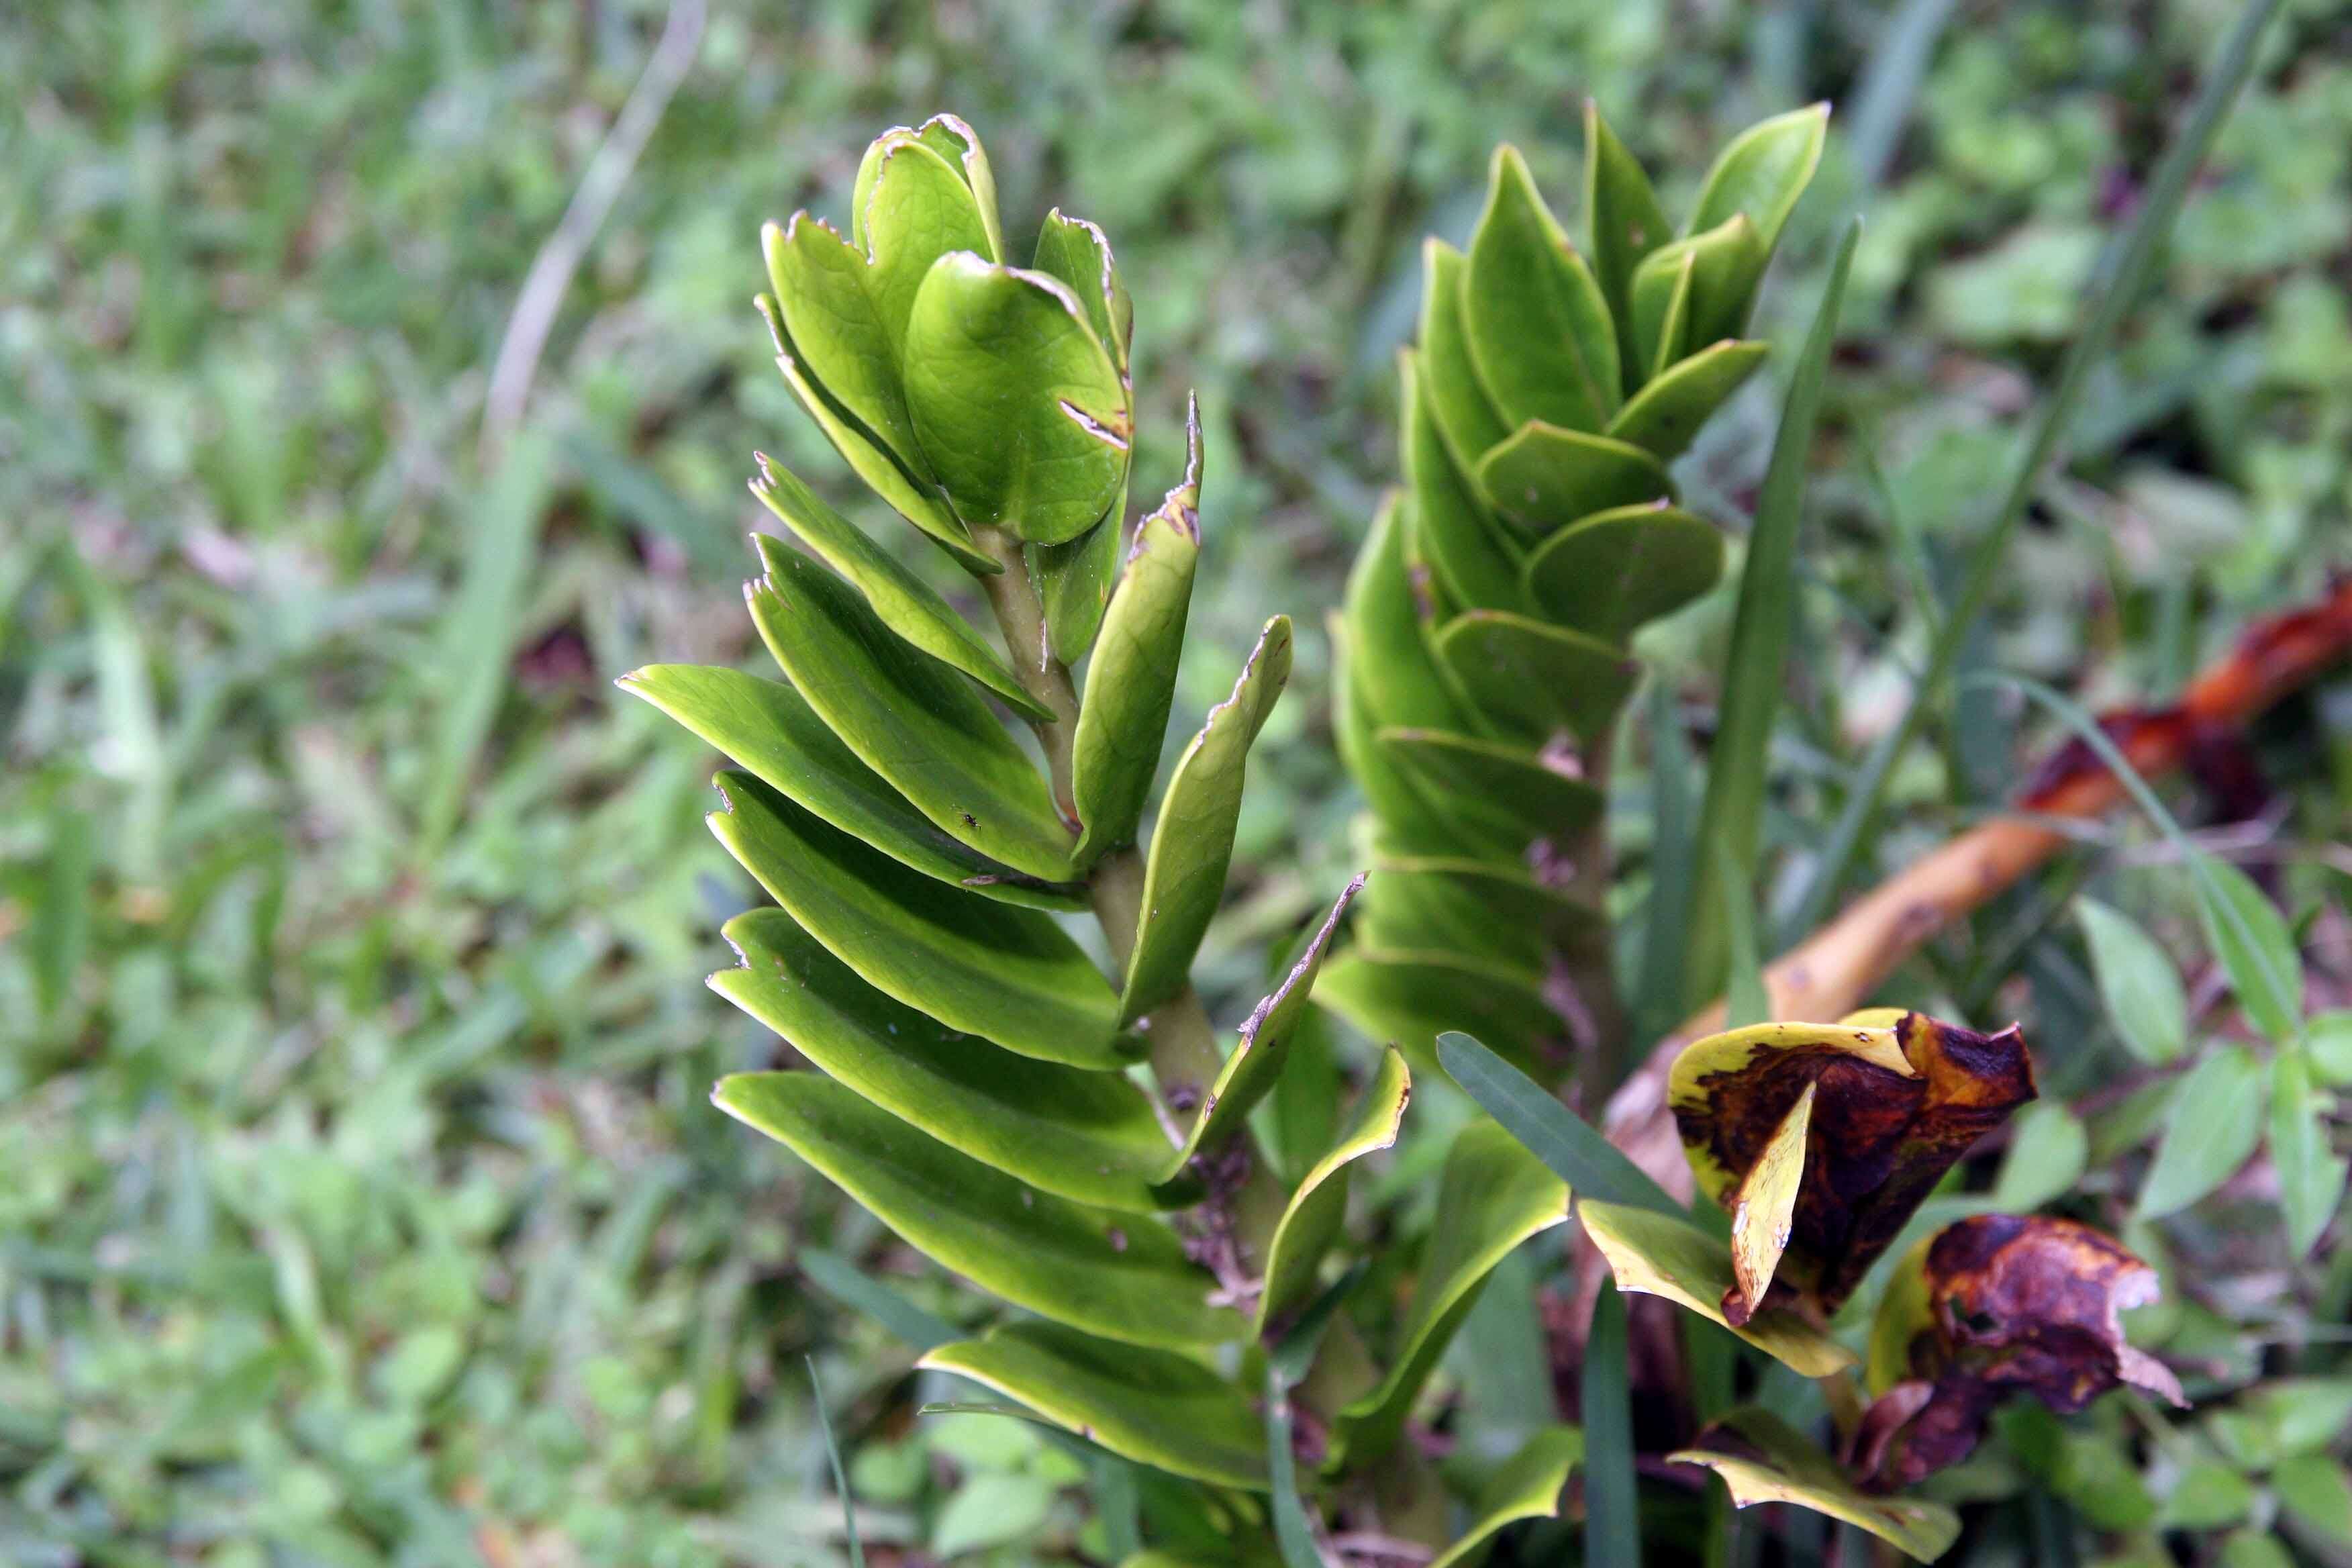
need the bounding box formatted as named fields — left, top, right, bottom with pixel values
left=1671, top=1012, right=2036, bottom=1315
left=1856, top=1214, right=2184, bottom=1488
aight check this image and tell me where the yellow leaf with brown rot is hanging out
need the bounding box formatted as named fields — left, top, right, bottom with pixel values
left=1725, top=1079, right=1812, bottom=1326
left=1669, top=1012, right=2037, bottom=1312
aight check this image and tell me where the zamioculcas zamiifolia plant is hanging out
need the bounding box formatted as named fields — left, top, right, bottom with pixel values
left=1319, top=102, right=1829, bottom=1091
left=624, top=115, right=1588, bottom=1561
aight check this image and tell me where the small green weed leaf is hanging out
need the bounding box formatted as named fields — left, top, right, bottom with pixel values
left=716, top=1075, right=1238, bottom=1348
left=807, top=1359, right=867, bottom=1568
left=1473, top=422, right=1674, bottom=541
left=709, top=774, right=1124, bottom=1069
left=750, top=459, right=1050, bottom=720
left=2273, top=1454, right=2352, bottom=1545
left=1262, top=1367, right=1321, bottom=1568
left=1427, top=1425, right=1584, bottom=1568
left=2308, top=1012, right=2352, bottom=1087
left=763, top=215, right=925, bottom=481
left=903, top=253, right=1130, bottom=544
left=1402, top=353, right=1524, bottom=612
left=1418, top=240, right=1514, bottom=469
left=1315, top=948, right=1561, bottom=1073
left=748, top=547, right=1073, bottom=880
left=1583, top=99, right=1671, bottom=386
left=1579, top=1201, right=1855, bottom=1375
left=859, top=132, right=997, bottom=342
left=1258, top=1048, right=1411, bottom=1333
left=1119, top=617, right=1292, bottom=1023
left=2248, top=1379, right=2352, bottom=1456
left=1583, top=1283, right=1640, bottom=1568
left=920, top=1322, right=1267, bottom=1490
left=2269, top=1048, right=2347, bottom=1257
left=1032, top=209, right=1131, bottom=375
left=2196, top=857, right=2304, bottom=1046
left=932, top=1472, right=1052, bottom=1558
left=2076, top=897, right=2189, bottom=1065
left=1463, top=145, right=1620, bottom=430
left=1330, top=1118, right=1569, bottom=1466
left=1604, top=339, right=1770, bottom=462
left=710, top=909, right=1171, bottom=1212
left=1671, top=1406, right=1959, bottom=1563
left=1685, top=103, right=1829, bottom=252
left=1156, top=877, right=1363, bottom=1186
left=1431, top=611, right=1635, bottom=746
left=2157, top=1461, right=2257, bottom=1530
left=2137, top=1045, right=2267, bottom=1221
left=1438, top=1032, right=1684, bottom=1216
left=1520, top=503, right=1722, bottom=645
left=616, top=665, right=1079, bottom=909
left=1073, top=420, right=1202, bottom=866
left=760, top=295, right=993, bottom=573
left=1990, top=1101, right=2090, bottom=1212
left=2219, top=1530, right=2294, bottom=1568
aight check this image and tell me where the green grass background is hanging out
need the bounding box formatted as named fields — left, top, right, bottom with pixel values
left=5, top=1, right=2350, bottom=1562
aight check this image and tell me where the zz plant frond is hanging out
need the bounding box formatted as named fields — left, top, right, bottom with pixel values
left=625, top=115, right=1573, bottom=1559
left=1318, top=102, right=1829, bottom=1091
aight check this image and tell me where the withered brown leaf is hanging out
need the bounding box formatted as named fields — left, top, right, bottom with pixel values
left=1855, top=1214, right=2184, bottom=1488
left=1671, top=1012, right=2037, bottom=1314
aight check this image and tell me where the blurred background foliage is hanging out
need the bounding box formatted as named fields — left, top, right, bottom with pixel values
left=4, top=1, right=2350, bottom=1563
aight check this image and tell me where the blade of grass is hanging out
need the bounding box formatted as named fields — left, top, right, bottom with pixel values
left=1265, top=1363, right=1326, bottom=1568
left=1092, top=1455, right=1143, bottom=1561
left=1683, top=219, right=1859, bottom=1010
left=1844, top=0, right=1963, bottom=191
left=795, top=1248, right=957, bottom=1353
left=1787, top=0, right=2285, bottom=934
left=1634, top=678, right=1701, bottom=1046
left=1583, top=1280, right=1641, bottom=1567
left=1438, top=1032, right=1689, bottom=1220
left=1714, top=830, right=1769, bottom=1030
left=420, top=429, right=556, bottom=855
left=807, top=1357, right=866, bottom=1568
